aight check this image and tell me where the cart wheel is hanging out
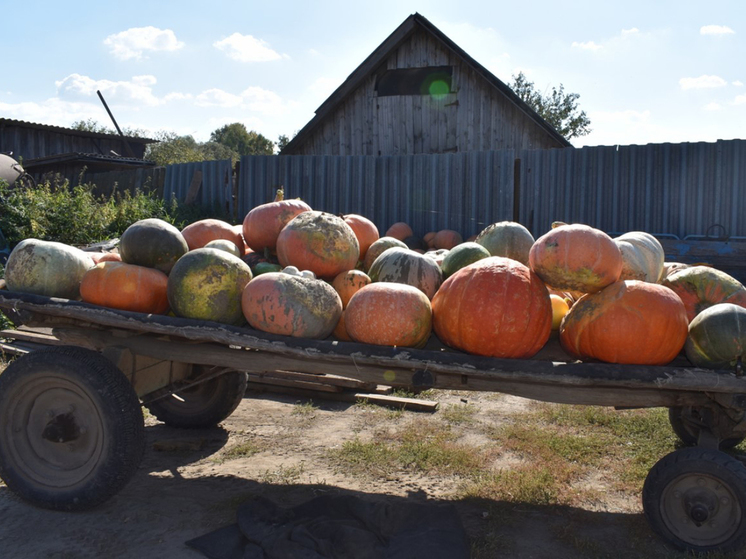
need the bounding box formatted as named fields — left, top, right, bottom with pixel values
left=668, top=407, right=744, bottom=449
left=642, top=447, right=746, bottom=553
left=0, top=347, right=145, bottom=511
left=144, top=368, right=247, bottom=428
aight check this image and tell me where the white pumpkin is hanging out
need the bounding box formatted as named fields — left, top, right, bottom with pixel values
left=614, top=232, right=665, bottom=283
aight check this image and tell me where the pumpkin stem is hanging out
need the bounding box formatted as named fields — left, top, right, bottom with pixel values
left=274, top=187, right=284, bottom=202
left=551, top=221, right=568, bottom=229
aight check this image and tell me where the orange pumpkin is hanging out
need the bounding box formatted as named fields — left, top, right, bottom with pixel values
left=80, top=261, right=169, bottom=314
left=276, top=211, right=359, bottom=279
left=385, top=222, right=414, bottom=241
left=332, top=269, right=372, bottom=308
left=662, top=266, right=746, bottom=322
left=98, top=252, right=122, bottom=262
left=344, top=283, right=432, bottom=348
left=333, top=311, right=352, bottom=341
left=423, top=231, right=437, bottom=249
left=343, top=214, right=379, bottom=260
left=432, top=257, right=552, bottom=358
left=242, top=191, right=312, bottom=253
left=529, top=223, right=622, bottom=293
left=560, top=280, right=688, bottom=365
left=241, top=272, right=342, bottom=338
left=181, top=218, right=245, bottom=253
left=433, top=229, right=463, bottom=250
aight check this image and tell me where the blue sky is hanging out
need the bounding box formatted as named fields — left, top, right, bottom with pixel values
left=2, top=0, right=744, bottom=148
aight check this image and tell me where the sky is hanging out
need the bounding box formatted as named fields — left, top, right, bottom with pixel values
left=2, top=0, right=744, bottom=149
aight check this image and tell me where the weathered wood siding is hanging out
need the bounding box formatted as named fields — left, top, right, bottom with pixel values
left=0, top=121, right=150, bottom=160
left=290, top=28, right=563, bottom=156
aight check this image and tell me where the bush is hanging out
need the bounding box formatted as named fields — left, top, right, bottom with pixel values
left=0, top=179, right=230, bottom=248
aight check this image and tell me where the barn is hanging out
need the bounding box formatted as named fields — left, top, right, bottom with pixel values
left=281, top=13, right=571, bottom=156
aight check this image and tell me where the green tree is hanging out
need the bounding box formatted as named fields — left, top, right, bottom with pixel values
left=277, top=134, right=291, bottom=152
left=71, top=118, right=146, bottom=138
left=509, top=72, right=591, bottom=140
left=210, top=123, right=275, bottom=155
left=145, top=132, right=205, bottom=166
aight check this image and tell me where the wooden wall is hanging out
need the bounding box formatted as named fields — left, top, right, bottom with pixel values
left=290, top=28, right=564, bottom=156
left=0, top=122, right=150, bottom=161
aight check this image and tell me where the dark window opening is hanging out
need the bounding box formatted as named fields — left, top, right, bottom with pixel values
left=375, top=66, right=453, bottom=97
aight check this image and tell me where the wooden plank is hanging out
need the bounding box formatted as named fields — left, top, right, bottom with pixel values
left=0, top=328, right=63, bottom=345
left=184, top=170, right=203, bottom=205
left=246, top=373, right=342, bottom=393
left=247, top=384, right=438, bottom=413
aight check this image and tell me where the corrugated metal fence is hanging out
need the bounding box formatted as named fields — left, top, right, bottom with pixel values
left=234, top=139, right=746, bottom=239
left=237, top=152, right=516, bottom=237
left=163, top=159, right=234, bottom=215
left=518, top=140, right=746, bottom=239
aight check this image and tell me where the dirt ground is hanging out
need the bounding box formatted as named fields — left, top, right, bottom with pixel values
left=0, top=388, right=702, bottom=559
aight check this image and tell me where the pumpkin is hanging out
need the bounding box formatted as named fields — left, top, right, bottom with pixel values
left=560, top=280, right=688, bottom=365
left=424, top=249, right=449, bottom=267
left=343, top=214, right=379, bottom=260
left=204, top=239, right=242, bottom=258
left=363, top=237, right=408, bottom=271
left=614, top=231, right=665, bottom=283
left=4, top=238, right=94, bottom=300
left=432, top=257, right=551, bottom=358
left=333, top=311, right=352, bottom=341
left=549, top=294, right=570, bottom=331
left=119, top=218, right=188, bottom=274
left=80, top=261, right=169, bottom=314
left=662, top=266, right=746, bottom=322
left=423, top=231, right=437, bottom=249
left=242, top=189, right=312, bottom=253
left=368, top=247, right=443, bottom=300
left=662, top=262, right=690, bottom=279
left=241, top=272, right=342, bottom=339
left=181, top=218, right=245, bottom=254
left=475, top=221, right=535, bottom=266
left=685, top=303, right=746, bottom=369
left=529, top=223, right=622, bottom=293
left=344, top=283, right=432, bottom=348
left=98, top=252, right=122, bottom=263
left=433, top=229, right=463, bottom=250
left=167, top=248, right=253, bottom=325
left=385, top=222, right=414, bottom=241
left=332, top=269, right=372, bottom=308
left=440, top=242, right=490, bottom=279
left=276, top=211, right=359, bottom=279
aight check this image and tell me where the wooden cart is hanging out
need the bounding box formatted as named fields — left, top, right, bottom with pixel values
left=2, top=287, right=746, bottom=554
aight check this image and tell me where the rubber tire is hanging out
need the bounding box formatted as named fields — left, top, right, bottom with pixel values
left=144, top=369, right=247, bottom=428
left=643, top=447, right=746, bottom=553
left=0, top=346, right=145, bottom=511
left=668, top=407, right=744, bottom=450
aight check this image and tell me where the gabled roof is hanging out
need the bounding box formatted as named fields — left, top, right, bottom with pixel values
left=282, top=13, right=572, bottom=153
left=0, top=118, right=156, bottom=144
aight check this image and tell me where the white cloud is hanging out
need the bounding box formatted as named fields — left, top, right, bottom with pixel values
left=213, top=33, right=285, bottom=62
left=700, top=25, right=735, bottom=36
left=572, top=40, right=603, bottom=51
left=735, top=94, right=746, bottom=105
left=704, top=102, right=722, bottom=111
left=621, top=28, right=639, bottom=35
left=195, top=88, right=244, bottom=108
left=240, top=86, right=286, bottom=114
left=55, top=73, right=162, bottom=106
left=734, top=80, right=744, bottom=87
left=103, top=27, right=184, bottom=60
left=679, top=75, right=727, bottom=90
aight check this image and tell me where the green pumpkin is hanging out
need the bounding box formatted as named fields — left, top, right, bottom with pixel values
left=685, top=303, right=746, bottom=370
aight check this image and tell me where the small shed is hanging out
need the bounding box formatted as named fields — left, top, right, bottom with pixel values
left=0, top=118, right=157, bottom=186
left=282, top=13, right=571, bottom=156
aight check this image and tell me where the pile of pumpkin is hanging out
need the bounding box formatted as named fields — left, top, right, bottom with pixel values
left=4, top=189, right=746, bottom=371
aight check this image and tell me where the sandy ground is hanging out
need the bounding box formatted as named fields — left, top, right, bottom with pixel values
left=0, top=388, right=689, bottom=559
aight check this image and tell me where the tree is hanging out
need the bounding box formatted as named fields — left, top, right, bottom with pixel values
left=71, top=118, right=146, bottom=138
left=145, top=132, right=205, bottom=166
left=277, top=134, right=291, bottom=152
left=509, top=72, right=591, bottom=140
left=210, top=123, right=274, bottom=156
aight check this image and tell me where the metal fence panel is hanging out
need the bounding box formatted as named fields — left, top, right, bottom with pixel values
left=163, top=159, right=233, bottom=215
